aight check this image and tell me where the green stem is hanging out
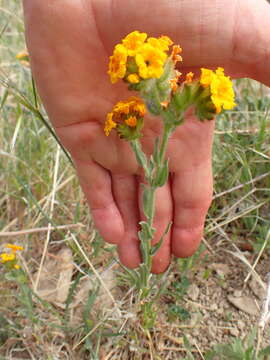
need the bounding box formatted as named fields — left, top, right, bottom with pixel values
left=130, top=123, right=173, bottom=300
left=130, top=139, right=150, bottom=179
left=159, top=123, right=173, bottom=165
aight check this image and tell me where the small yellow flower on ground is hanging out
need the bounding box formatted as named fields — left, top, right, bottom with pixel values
left=0, top=253, right=16, bottom=263
left=6, top=244, right=24, bottom=252
left=16, top=50, right=30, bottom=67
left=16, top=50, right=29, bottom=60
left=1, top=244, right=23, bottom=269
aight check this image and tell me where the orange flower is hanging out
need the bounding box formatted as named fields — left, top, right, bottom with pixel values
left=125, top=116, right=137, bottom=127
left=104, top=97, right=146, bottom=136
left=185, top=72, right=194, bottom=84
left=108, top=44, right=128, bottom=83
left=171, top=45, right=182, bottom=64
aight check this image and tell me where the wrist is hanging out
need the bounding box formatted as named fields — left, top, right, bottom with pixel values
left=234, top=0, right=270, bottom=87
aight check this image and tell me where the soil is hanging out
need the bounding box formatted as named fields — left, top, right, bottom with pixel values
left=155, top=246, right=270, bottom=359
left=101, top=239, right=270, bottom=359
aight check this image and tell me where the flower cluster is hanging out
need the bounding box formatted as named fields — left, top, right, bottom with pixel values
left=108, top=31, right=179, bottom=84
left=200, top=67, right=236, bottom=113
left=0, top=243, right=24, bottom=270
left=105, top=96, right=146, bottom=139
left=105, top=30, right=236, bottom=138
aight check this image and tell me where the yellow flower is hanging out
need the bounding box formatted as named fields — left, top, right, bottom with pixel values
left=122, top=31, right=147, bottom=56
left=108, top=31, right=176, bottom=84
left=6, top=244, right=24, bottom=252
left=104, top=97, right=146, bottom=136
left=135, top=43, right=167, bottom=79
left=108, top=44, right=128, bottom=83
left=127, top=97, right=146, bottom=117
left=147, top=35, right=173, bottom=52
left=0, top=253, right=15, bottom=263
left=113, top=100, right=131, bottom=115
left=16, top=50, right=30, bottom=67
left=1, top=246, right=22, bottom=270
left=127, top=73, right=140, bottom=84
left=16, top=50, right=29, bottom=60
left=104, top=112, right=117, bottom=136
left=200, top=67, right=236, bottom=113
left=115, top=97, right=146, bottom=117
left=200, top=68, right=215, bottom=87
left=210, top=75, right=236, bottom=113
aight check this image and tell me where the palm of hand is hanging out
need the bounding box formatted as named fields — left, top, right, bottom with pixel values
left=24, top=0, right=244, bottom=272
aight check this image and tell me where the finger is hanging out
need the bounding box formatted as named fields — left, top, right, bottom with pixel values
left=74, top=158, right=124, bottom=244
left=138, top=178, right=173, bottom=274
left=112, top=174, right=141, bottom=269
left=171, top=160, right=213, bottom=258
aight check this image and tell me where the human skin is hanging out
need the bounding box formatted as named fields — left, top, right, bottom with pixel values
left=22, top=0, right=270, bottom=273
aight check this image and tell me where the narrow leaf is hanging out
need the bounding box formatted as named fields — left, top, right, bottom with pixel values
left=150, top=221, right=172, bottom=256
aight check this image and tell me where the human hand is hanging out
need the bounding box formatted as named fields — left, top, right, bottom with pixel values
left=23, top=0, right=270, bottom=273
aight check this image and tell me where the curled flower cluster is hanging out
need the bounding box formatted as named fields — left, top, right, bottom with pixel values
left=200, top=67, right=236, bottom=113
left=108, top=31, right=179, bottom=84
left=0, top=243, right=24, bottom=269
left=104, top=96, right=146, bottom=137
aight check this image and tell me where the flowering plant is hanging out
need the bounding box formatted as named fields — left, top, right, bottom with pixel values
left=0, top=243, right=24, bottom=270
left=105, top=31, right=235, bottom=327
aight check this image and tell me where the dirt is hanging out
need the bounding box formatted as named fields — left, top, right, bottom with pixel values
left=18, top=240, right=270, bottom=359
left=100, top=240, right=270, bottom=359
left=151, top=244, right=270, bottom=359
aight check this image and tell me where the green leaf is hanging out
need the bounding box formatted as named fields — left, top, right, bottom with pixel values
left=172, top=275, right=190, bottom=298
left=139, top=220, right=155, bottom=239
left=83, top=288, right=99, bottom=332
left=168, top=305, right=190, bottom=321
left=150, top=221, right=172, bottom=256
left=130, top=139, right=149, bottom=176
left=153, top=137, right=160, bottom=164
left=142, top=186, right=154, bottom=219
left=153, top=160, right=169, bottom=187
